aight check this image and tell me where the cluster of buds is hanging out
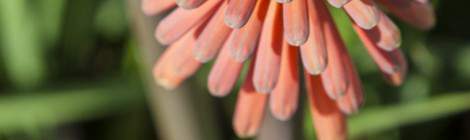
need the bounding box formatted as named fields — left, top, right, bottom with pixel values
left=142, top=0, right=435, bottom=139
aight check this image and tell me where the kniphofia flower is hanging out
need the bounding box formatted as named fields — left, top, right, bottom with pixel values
left=142, top=0, right=435, bottom=139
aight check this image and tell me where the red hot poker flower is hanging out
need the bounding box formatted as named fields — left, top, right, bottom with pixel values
left=142, top=0, right=435, bottom=139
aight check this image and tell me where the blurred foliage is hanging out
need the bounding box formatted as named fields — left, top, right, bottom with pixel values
left=0, top=0, right=468, bottom=140
left=0, top=0, right=47, bottom=89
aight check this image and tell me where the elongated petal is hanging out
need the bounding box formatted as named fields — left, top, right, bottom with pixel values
left=155, top=0, right=221, bottom=45
left=208, top=43, right=244, bottom=97
left=227, top=0, right=269, bottom=62
left=327, top=0, right=351, bottom=8
left=253, top=1, right=283, bottom=93
left=301, top=0, right=328, bottom=75
left=225, top=0, right=258, bottom=28
left=353, top=23, right=407, bottom=86
left=176, top=0, right=206, bottom=9
left=270, top=43, right=299, bottom=121
left=343, top=0, right=380, bottom=30
left=305, top=74, right=347, bottom=140
left=153, top=27, right=202, bottom=89
left=337, top=53, right=363, bottom=115
left=365, top=13, right=401, bottom=51
left=141, top=0, right=176, bottom=16
left=233, top=61, right=268, bottom=138
left=193, top=4, right=233, bottom=63
left=378, top=0, right=435, bottom=30
left=283, top=0, right=309, bottom=46
left=318, top=0, right=350, bottom=99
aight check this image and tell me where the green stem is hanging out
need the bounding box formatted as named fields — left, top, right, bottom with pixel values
left=349, top=92, right=470, bottom=138
left=0, top=81, right=143, bottom=134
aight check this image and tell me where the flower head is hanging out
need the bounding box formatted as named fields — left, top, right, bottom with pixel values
left=142, top=0, right=435, bottom=139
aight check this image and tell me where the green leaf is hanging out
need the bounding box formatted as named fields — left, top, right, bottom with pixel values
left=349, top=92, right=470, bottom=138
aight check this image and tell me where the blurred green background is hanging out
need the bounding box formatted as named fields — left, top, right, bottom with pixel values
left=0, top=0, right=469, bottom=140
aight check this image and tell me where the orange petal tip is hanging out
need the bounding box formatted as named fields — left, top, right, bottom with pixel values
left=154, top=77, right=178, bottom=90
